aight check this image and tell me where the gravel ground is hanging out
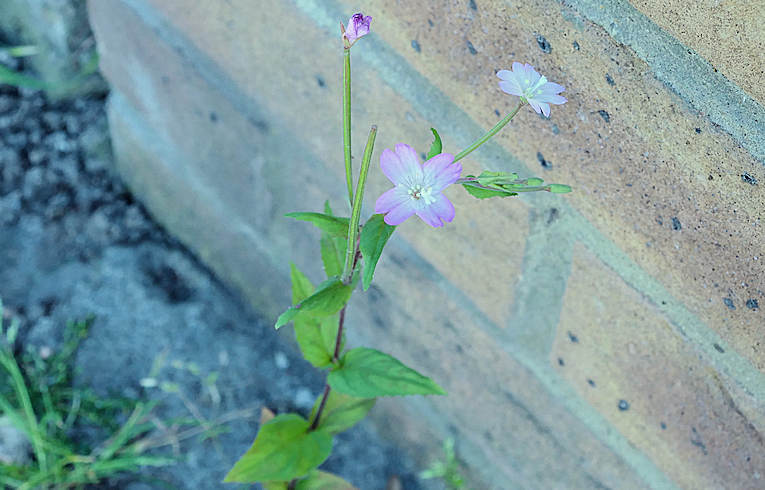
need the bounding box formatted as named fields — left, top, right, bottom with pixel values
left=0, top=59, right=428, bottom=489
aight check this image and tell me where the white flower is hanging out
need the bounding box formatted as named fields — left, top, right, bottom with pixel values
left=497, top=62, right=567, bottom=117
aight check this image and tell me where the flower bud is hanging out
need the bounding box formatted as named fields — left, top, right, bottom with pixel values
left=344, top=13, right=372, bottom=44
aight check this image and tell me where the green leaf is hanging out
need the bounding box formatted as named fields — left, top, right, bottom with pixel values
left=275, top=278, right=353, bottom=329
left=320, top=234, right=345, bottom=278
left=223, top=414, right=333, bottom=483
left=289, top=261, right=343, bottom=366
left=321, top=315, right=344, bottom=358
left=548, top=183, right=572, bottom=193
left=359, top=214, right=395, bottom=291
left=290, top=263, right=314, bottom=304
left=426, top=128, right=442, bottom=160
left=328, top=348, right=446, bottom=397
left=263, top=482, right=289, bottom=490
left=320, top=202, right=346, bottom=278
left=463, top=184, right=517, bottom=199
left=295, top=315, right=340, bottom=368
left=309, top=390, right=375, bottom=435
left=475, top=170, right=518, bottom=187
left=275, top=308, right=300, bottom=329
left=301, top=278, right=353, bottom=314
left=297, top=470, right=358, bottom=489
left=286, top=212, right=350, bottom=238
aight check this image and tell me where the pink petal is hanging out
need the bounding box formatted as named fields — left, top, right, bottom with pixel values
left=375, top=186, right=409, bottom=213
left=496, top=69, right=513, bottom=81
left=383, top=201, right=416, bottom=225
left=415, top=206, right=443, bottom=227
left=512, top=61, right=524, bottom=73
left=415, top=194, right=454, bottom=228
left=539, top=102, right=551, bottom=117
left=394, top=143, right=421, bottom=169
left=422, top=153, right=454, bottom=182
left=527, top=99, right=542, bottom=114
left=427, top=161, right=461, bottom=192
left=429, top=193, right=455, bottom=223
left=499, top=80, right=523, bottom=96
left=380, top=147, right=419, bottom=185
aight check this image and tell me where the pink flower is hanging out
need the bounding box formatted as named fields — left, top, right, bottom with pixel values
left=374, top=144, right=462, bottom=227
left=344, top=13, right=372, bottom=44
left=497, top=62, right=567, bottom=117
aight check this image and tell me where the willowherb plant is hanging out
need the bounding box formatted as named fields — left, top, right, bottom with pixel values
left=224, top=13, right=571, bottom=488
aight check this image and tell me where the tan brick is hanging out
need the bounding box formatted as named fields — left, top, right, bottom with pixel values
left=629, top=0, right=765, bottom=103
left=553, top=244, right=765, bottom=489
left=349, top=251, right=647, bottom=488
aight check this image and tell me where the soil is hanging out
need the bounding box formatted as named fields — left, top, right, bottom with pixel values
left=0, top=61, right=429, bottom=488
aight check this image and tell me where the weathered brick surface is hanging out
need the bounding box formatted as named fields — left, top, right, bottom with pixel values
left=88, top=0, right=764, bottom=487
left=553, top=244, right=765, bottom=489
left=629, top=0, right=765, bottom=103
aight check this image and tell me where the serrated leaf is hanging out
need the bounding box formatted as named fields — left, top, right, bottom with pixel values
left=319, top=202, right=346, bottom=278
left=309, top=390, right=375, bottom=435
left=359, top=214, right=395, bottom=291
left=320, top=314, right=344, bottom=358
left=328, top=348, right=446, bottom=397
left=463, top=184, right=517, bottom=199
left=223, top=414, right=333, bottom=483
left=290, top=263, right=314, bottom=304
left=320, top=235, right=344, bottom=278
left=290, top=264, right=341, bottom=366
left=275, top=278, right=353, bottom=329
left=286, top=212, right=350, bottom=238
left=426, top=128, right=442, bottom=160
left=297, top=470, right=358, bottom=489
left=295, top=315, right=340, bottom=368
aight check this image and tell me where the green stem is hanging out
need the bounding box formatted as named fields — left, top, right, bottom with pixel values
left=342, top=48, right=353, bottom=207
left=0, top=351, right=48, bottom=472
left=453, top=101, right=523, bottom=162
left=342, top=125, right=377, bottom=283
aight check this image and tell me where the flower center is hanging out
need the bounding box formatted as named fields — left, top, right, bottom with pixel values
left=524, top=75, right=547, bottom=98
left=408, top=184, right=435, bottom=205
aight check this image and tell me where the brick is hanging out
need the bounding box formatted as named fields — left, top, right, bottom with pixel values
left=350, top=250, right=647, bottom=489
left=553, top=244, right=765, bottom=489
left=629, top=0, right=765, bottom=103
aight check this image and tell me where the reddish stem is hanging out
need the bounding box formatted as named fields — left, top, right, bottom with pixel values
left=309, top=384, right=331, bottom=431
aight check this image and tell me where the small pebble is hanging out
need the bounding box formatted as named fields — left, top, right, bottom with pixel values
left=295, top=387, right=314, bottom=409
left=274, top=351, right=289, bottom=369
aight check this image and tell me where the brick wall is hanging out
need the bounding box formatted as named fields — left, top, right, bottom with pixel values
left=87, top=0, right=764, bottom=487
